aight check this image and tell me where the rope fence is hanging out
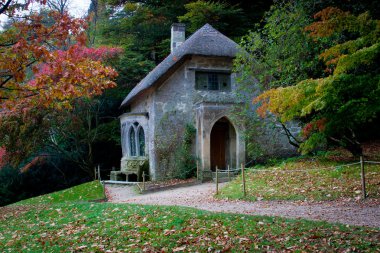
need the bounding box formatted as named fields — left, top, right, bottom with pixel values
left=365, top=161, right=380, bottom=164
left=212, top=161, right=363, bottom=178
left=216, top=168, right=241, bottom=173
left=214, top=156, right=379, bottom=199
left=245, top=162, right=362, bottom=173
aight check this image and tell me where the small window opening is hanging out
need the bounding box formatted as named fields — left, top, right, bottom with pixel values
left=195, top=71, right=231, bottom=91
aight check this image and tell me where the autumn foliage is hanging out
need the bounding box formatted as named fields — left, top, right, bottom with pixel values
left=0, top=7, right=121, bottom=112
left=254, top=7, right=380, bottom=155
left=0, top=147, right=5, bottom=168
left=0, top=1, right=123, bottom=168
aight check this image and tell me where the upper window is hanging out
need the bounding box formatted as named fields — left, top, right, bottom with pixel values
left=195, top=71, right=231, bottom=91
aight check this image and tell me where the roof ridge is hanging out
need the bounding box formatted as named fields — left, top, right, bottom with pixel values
left=170, top=23, right=218, bottom=53
left=120, top=23, right=238, bottom=108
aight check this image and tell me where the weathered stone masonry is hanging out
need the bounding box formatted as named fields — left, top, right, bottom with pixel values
left=118, top=23, right=296, bottom=181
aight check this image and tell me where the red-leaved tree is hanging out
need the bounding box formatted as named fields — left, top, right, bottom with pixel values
left=0, top=1, right=122, bottom=169
left=0, top=1, right=121, bottom=112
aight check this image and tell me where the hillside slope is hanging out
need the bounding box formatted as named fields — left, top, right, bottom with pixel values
left=220, top=147, right=380, bottom=201
left=0, top=180, right=379, bottom=252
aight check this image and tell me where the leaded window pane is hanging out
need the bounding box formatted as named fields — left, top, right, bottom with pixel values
left=195, top=71, right=231, bottom=91
left=219, top=73, right=231, bottom=91
left=121, top=124, right=127, bottom=156
left=196, top=72, right=208, bottom=90
left=138, top=128, right=145, bottom=156
left=208, top=73, right=218, bottom=90
left=129, top=127, right=136, bottom=156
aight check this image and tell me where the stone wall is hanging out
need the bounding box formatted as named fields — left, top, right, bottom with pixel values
left=151, top=56, right=242, bottom=176
left=122, top=55, right=299, bottom=180
left=253, top=119, right=300, bottom=159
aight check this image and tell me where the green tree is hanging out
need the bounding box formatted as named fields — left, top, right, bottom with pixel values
left=178, top=0, right=246, bottom=38
left=94, top=1, right=188, bottom=63
left=96, top=0, right=272, bottom=64
left=254, top=7, right=380, bottom=156
left=231, top=0, right=323, bottom=157
left=0, top=96, right=122, bottom=176
left=234, top=1, right=323, bottom=91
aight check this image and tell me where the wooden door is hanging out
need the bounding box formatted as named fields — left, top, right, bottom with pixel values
left=210, top=122, right=229, bottom=171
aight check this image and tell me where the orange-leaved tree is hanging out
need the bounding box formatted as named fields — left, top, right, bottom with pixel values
left=0, top=0, right=121, bottom=112
left=254, top=7, right=380, bottom=156
left=0, top=1, right=122, bottom=169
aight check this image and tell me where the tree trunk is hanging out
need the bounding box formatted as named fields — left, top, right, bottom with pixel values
left=346, top=142, right=363, bottom=157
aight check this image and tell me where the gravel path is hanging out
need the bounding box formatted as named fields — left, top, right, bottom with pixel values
left=105, top=183, right=380, bottom=228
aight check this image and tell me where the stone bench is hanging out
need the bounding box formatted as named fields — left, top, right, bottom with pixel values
left=110, top=171, right=127, bottom=181
left=111, top=157, right=149, bottom=182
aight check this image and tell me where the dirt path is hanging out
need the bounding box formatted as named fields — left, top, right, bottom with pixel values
left=105, top=183, right=380, bottom=228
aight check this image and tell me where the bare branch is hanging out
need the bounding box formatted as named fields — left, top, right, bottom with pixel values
left=46, top=0, right=70, bottom=14
left=0, top=0, right=13, bottom=15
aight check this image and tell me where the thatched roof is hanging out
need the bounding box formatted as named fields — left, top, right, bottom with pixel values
left=120, top=24, right=238, bottom=108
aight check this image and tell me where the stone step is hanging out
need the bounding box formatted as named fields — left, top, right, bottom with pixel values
left=103, top=180, right=140, bottom=185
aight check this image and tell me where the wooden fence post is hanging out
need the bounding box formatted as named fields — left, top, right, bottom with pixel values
left=360, top=156, right=367, bottom=199
left=97, top=165, right=101, bottom=181
left=215, top=166, right=219, bottom=195
left=196, top=160, right=199, bottom=181
left=142, top=171, right=146, bottom=191
left=227, top=165, right=231, bottom=181
left=241, top=163, right=246, bottom=197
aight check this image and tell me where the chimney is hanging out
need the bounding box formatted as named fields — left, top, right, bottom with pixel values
left=171, top=23, right=185, bottom=53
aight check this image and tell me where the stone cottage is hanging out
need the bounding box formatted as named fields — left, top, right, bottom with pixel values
left=116, top=23, right=295, bottom=181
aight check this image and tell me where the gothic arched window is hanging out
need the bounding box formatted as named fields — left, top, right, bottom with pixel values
left=129, top=127, right=137, bottom=156
left=138, top=127, right=145, bottom=156
left=121, top=123, right=127, bottom=156
left=127, top=123, right=146, bottom=157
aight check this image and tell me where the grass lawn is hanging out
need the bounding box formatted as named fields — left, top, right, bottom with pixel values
left=0, top=202, right=379, bottom=252
left=0, top=180, right=379, bottom=252
left=219, top=156, right=380, bottom=201
left=14, top=181, right=105, bottom=205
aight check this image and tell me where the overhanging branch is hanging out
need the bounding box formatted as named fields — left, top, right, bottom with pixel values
left=281, top=123, right=301, bottom=148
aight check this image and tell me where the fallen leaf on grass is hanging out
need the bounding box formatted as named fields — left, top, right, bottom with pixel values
left=238, top=237, right=250, bottom=243
left=173, top=245, right=186, bottom=252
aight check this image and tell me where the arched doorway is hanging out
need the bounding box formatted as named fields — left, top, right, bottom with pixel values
left=210, top=117, right=237, bottom=171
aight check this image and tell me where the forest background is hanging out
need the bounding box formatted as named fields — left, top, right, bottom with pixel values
left=0, top=0, right=378, bottom=206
